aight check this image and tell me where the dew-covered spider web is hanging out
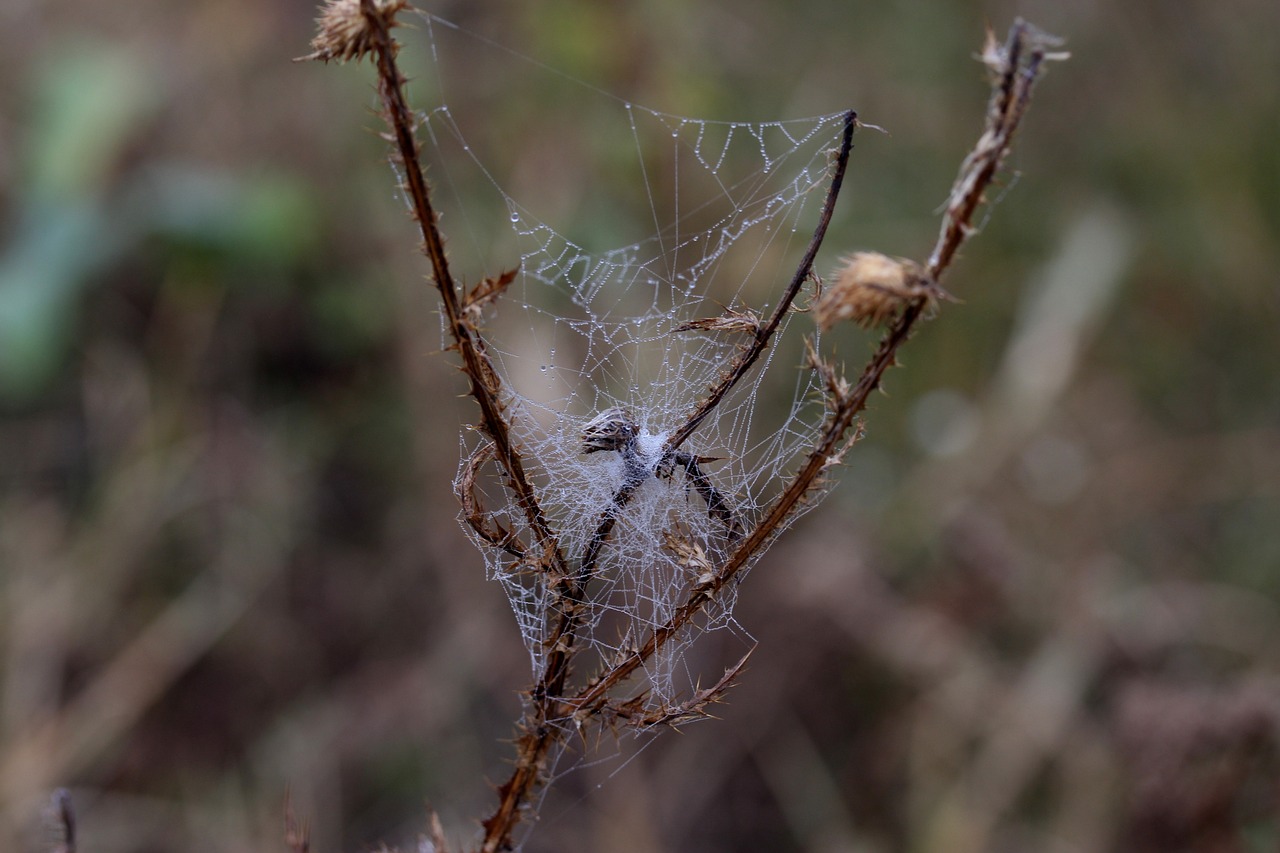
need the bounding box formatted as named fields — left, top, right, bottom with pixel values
left=406, top=11, right=853, bottom=717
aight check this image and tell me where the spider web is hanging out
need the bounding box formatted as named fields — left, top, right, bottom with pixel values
left=409, top=12, right=851, bottom=713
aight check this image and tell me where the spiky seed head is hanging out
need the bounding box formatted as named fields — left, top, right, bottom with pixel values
left=299, top=0, right=409, bottom=64
left=814, top=252, right=935, bottom=330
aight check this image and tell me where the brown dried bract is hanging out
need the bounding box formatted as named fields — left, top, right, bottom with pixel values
left=458, top=444, right=525, bottom=559
left=462, top=267, right=519, bottom=324
left=814, top=252, right=938, bottom=330
left=297, top=0, right=409, bottom=64
left=662, top=527, right=716, bottom=589
left=675, top=307, right=762, bottom=336
left=804, top=337, right=850, bottom=410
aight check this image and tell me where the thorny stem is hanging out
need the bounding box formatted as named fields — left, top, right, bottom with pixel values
left=666, top=110, right=859, bottom=453
left=478, top=107, right=860, bottom=853
left=572, top=17, right=1059, bottom=724
left=572, top=110, right=857, bottom=597
left=927, top=19, right=1050, bottom=278
left=672, top=451, right=741, bottom=535
left=360, top=0, right=567, bottom=578
left=314, top=7, right=1058, bottom=851
left=353, top=16, right=584, bottom=846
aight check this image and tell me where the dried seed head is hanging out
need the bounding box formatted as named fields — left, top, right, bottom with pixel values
left=298, top=0, right=409, bottom=64
left=814, top=252, right=935, bottom=330
left=581, top=407, right=639, bottom=454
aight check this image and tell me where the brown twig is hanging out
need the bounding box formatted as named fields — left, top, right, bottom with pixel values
left=570, top=110, right=858, bottom=594
left=569, top=16, right=1061, bottom=725
left=308, top=9, right=1060, bottom=852
left=666, top=110, right=859, bottom=452
left=351, top=0, right=568, bottom=579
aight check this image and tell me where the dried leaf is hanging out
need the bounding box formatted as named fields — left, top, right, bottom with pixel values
left=462, top=267, right=519, bottom=322
left=457, top=444, right=525, bottom=558
left=662, top=527, right=716, bottom=589
left=675, top=307, right=761, bottom=335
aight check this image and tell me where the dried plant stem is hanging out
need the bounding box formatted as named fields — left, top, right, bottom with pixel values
left=573, top=112, right=857, bottom=583
left=666, top=110, right=858, bottom=452
left=48, top=789, right=75, bottom=853
left=927, top=20, right=1056, bottom=279
left=570, top=16, right=1060, bottom=728
left=283, top=791, right=310, bottom=853
left=308, top=7, right=1059, bottom=851
left=475, top=109, right=860, bottom=853
left=348, top=11, right=587, bottom=845
left=359, top=0, right=566, bottom=576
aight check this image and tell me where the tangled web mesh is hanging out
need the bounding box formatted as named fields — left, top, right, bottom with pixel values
left=412, top=12, right=851, bottom=712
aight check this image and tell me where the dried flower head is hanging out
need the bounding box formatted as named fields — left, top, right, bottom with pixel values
left=298, top=0, right=409, bottom=64
left=814, top=252, right=937, bottom=330
left=581, top=407, right=639, bottom=454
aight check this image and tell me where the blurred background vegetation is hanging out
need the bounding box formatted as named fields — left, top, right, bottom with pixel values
left=2, top=1, right=1278, bottom=851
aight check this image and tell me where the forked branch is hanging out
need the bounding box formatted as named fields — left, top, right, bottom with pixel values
left=570, top=16, right=1063, bottom=725
left=306, top=8, right=1062, bottom=852
left=665, top=110, right=859, bottom=452
left=571, top=110, right=857, bottom=598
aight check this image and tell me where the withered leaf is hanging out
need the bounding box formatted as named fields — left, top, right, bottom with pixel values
left=675, top=307, right=761, bottom=335
left=462, top=267, right=519, bottom=319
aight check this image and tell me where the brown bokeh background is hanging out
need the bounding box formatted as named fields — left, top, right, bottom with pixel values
left=3, top=1, right=1279, bottom=851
